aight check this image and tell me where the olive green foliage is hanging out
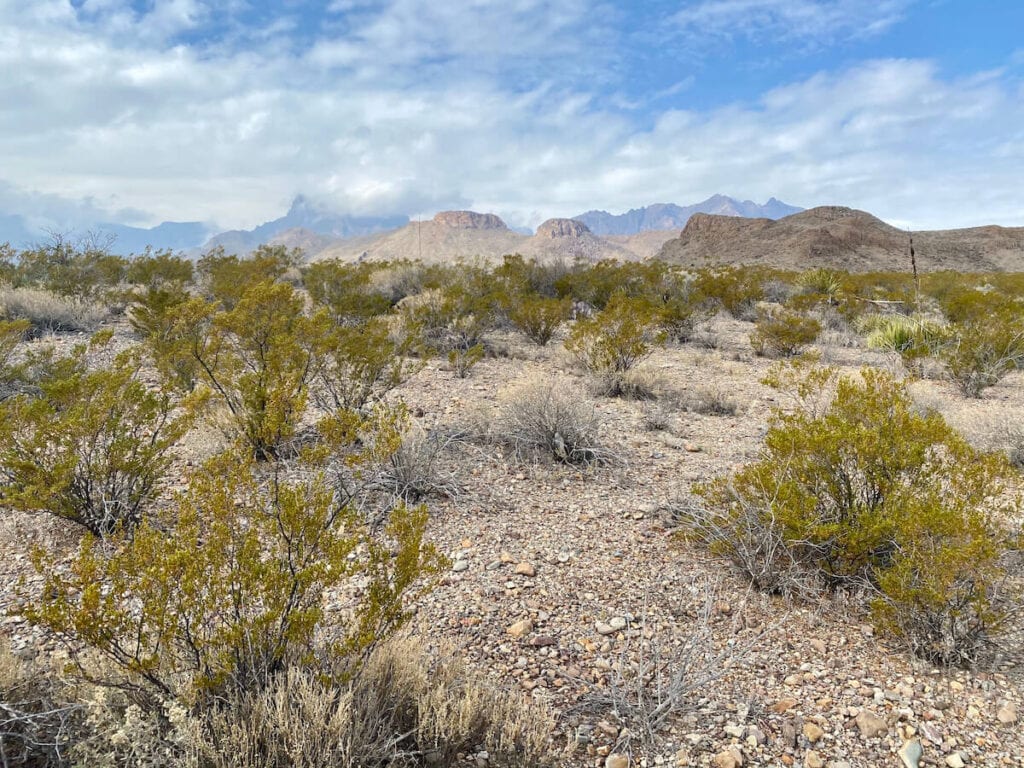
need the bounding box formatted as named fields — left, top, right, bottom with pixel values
left=163, top=280, right=324, bottom=459
left=125, top=249, right=195, bottom=288
left=795, top=268, right=844, bottom=305
left=689, top=364, right=1018, bottom=665
left=197, top=245, right=301, bottom=309
left=508, top=295, right=572, bottom=345
left=942, top=310, right=1024, bottom=397
left=492, top=253, right=568, bottom=299
left=304, top=261, right=393, bottom=325
left=565, top=294, right=666, bottom=375
left=26, top=440, right=446, bottom=705
left=749, top=306, right=821, bottom=357
left=13, top=236, right=128, bottom=301
left=653, top=270, right=715, bottom=343
left=399, top=283, right=495, bottom=357
left=0, top=334, right=191, bottom=535
left=692, top=266, right=775, bottom=320
left=0, top=318, right=30, bottom=399
left=313, top=316, right=412, bottom=412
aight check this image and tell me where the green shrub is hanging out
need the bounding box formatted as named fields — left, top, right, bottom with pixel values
left=447, top=342, right=484, bottom=378
left=0, top=318, right=30, bottom=400
left=693, top=266, right=775, bottom=320
left=313, top=316, right=411, bottom=413
left=303, top=261, right=393, bottom=325
left=126, top=249, right=195, bottom=288
left=565, top=294, right=665, bottom=375
left=942, top=312, right=1024, bottom=397
left=508, top=295, right=572, bottom=346
left=25, top=442, right=446, bottom=706
left=0, top=335, right=191, bottom=535
left=197, top=245, right=300, bottom=309
left=749, top=307, right=821, bottom=357
left=683, top=364, right=1018, bottom=665
left=162, top=281, right=324, bottom=459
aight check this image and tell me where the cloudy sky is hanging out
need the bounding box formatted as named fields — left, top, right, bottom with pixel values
left=2, top=0, right=1023, bottom=233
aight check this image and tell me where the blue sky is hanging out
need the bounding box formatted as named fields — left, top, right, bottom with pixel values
left=2, top=0, right=1023, bottom=233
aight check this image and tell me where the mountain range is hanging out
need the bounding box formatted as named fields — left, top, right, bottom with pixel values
left=573, top=195, right=802, bottom=235
left=0, top=194, right=798, bottom=256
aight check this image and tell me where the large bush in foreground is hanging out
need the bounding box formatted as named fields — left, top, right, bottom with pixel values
left=26, top=436, right=445, bottom=706
left=681, top=363, right=1019, bottom=665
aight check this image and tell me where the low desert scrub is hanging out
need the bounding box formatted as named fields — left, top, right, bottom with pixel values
left=941, top=315, right=1024, bottom=397
left=680, top=363, right=1020, bottom=666
left=639, top=400, right=675, bottom=431
left=679, top=386, right=739, bottom=417
left=0, top=334, right=193, bottom=535
left=370, top=421, right=462, bottom=505
left=565, top=294, right=666, bottom=375
left=0, top=640, right=78, bottom=767
left=508, top=295, right=572, bottom=346
left=68, top=638, right=552, bottom=768
left=0, top=284, right=105, bottom=335
left=491, top=377, right=613, bottom=465
left=860, top=313, right=948, bottom=373
left=589, top=365, right=665, bottom=401
left=749, top=306, right=821, bottom=358
left=572, top=578, right=763, bottom=751
left=0, top=318, right=30, bottom=400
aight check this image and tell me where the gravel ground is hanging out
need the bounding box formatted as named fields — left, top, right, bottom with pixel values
left=2, top=313, right=1023, bottom=768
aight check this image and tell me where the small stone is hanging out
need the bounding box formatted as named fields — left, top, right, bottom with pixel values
left=595, top=621, right=616, bottom=635
left=855, top=709, right=888, bottom=739
left=770, top=698, right=798, bottom=713
left=809, top=638, right=827, bottom=654
left=507, top=618, right=533, bottom=638
left=996, top=702, right=1017, bottom=724
left=804, top=751, right=824, bottom=768
left=944, top=754, right=965, bottom=768
left=499, top=551, right=515, bottom=563
left=528, top=635, right=556, bottom=647
left=724, top=724, right=745, bottom=738
left=609, top=616, right=628, bottom=631
left=514, top=562, right=536, bottom=577
left=897, top=739, right=923, bottom=768
left=605, top=754, right=629, bottom=768
left=452, top=560, right=469, bottom=572
left=803, top=722, right=825, bottom=744
left=712, top=747, right=743, bottom=768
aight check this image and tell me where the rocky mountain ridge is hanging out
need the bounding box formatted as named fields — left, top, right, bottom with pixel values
left=573, top=195, right=803, bottom=235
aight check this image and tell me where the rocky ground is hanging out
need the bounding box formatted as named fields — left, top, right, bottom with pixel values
left=2, top=313, right=1023, bottom=768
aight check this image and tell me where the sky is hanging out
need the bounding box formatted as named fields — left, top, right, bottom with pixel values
left=2, top=0, right=1023, bottom=234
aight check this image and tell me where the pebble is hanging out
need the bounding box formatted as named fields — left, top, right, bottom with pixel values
left=452, top=560, right=469, bottom=572
left=605, top=754, right=629, bottom=768
left=803, top=722, right=825, bottom=744
left=897, top=739, right=923, bottom=768
left=996, top=702, right=1017, bottom=724
left=507, top=618, right=532, bottom=638
left=944, top=754, right=965, bottom=768
left=855, top=709, right=888, bottom=738
left=804, top=750, right=824, bottom=768
left=514, top=562, right=536, bottom=577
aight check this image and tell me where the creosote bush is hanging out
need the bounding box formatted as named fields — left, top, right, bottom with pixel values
left=681, top=363, right=1020, bottom=666
left=508, top=295, right=572, bottom=346
left=749, top=306, right=821, bottom=358
left=941, top=312, right=1024, bottom=397
left=0, top=334, right=192, bottom=535
left=26, top=436, right=446, bottom=706
left=565, top=294, right=665, bottom=379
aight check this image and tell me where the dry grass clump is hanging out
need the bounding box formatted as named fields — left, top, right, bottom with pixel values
left=490, top=376, right=614, bottom=465
left=678, top=386, right=739, bottom=417
left=588, top=365, right=666, bottom=401
left=71, top=639, right=553, bottom=768
left=0, top=284, right=105, bottom=335
left=0, top=641, right=78, bottom=767
left=373, top=425, right=462, bottom=504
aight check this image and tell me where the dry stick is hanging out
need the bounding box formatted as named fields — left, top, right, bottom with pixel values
left=908, top=230, right=921, bottom=314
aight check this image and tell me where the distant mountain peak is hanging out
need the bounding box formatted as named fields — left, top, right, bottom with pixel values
left=572, top=195, right=803, bottom=235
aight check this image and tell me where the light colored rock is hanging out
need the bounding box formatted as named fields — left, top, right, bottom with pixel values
left=604, top=754, right=629, bottom=768
left=944, top=754, right=965, bottom=768
left=712, top=747, right=743, bottom=768
left=996, top=702, right=1017, bottom=724
left=595, top=621, right=616, bottom=635
left=452, top=560, right=469, bottom=572
left=897, top=739, right=923, bottom=768
left=855, top=709, right=888, bottom=738
left=507, top=618, right=533, bottom=638
left=514, top=561, right=536, bottom=577
left=804, top=751, right=824, bottom=768
left=609, top=616, right=628, bottom=631
left=803, top=722, right=825, bottom=744
left=809, top=638, right=827, bottom=654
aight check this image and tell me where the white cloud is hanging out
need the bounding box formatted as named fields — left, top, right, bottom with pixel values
left=0, top=1, right=1020, bottom=234
left=672, top=0, right=913, bottom=45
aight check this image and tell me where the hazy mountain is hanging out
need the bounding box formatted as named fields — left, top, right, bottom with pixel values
left=573, top=195, right=803, bottom=235
left=0, top=214, right=210, bottom=255
left=658, top=206, right=1024, bottom=272
left=203, top=195, right=409, bottom=255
